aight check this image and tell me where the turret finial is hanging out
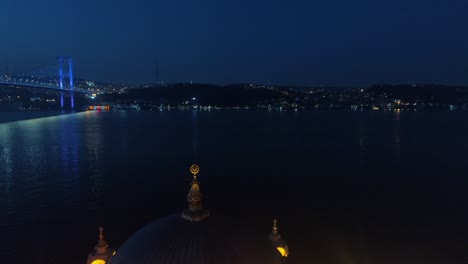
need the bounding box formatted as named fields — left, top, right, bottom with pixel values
left=94, top=227, right=109, bottom=252
left=182, top=164, right=209, bottom=222
left=99, top=227, right=104, bottom=241
left=272, top=219, right=278, bottom=233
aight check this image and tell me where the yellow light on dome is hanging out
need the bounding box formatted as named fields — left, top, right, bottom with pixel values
left=91, top=259, right=106, bottom=264
left=276, top=247, right=289, bottom=257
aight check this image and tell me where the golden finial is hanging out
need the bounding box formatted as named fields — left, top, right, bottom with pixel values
left=182, top=164, right=209, bottom=222
left=190, top=164, right=200, bottom=179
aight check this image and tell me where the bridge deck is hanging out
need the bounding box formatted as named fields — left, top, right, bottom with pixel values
left=0, top=81, right=92, bottom=94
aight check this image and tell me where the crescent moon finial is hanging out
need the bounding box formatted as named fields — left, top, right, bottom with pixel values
left=190, top=164, right=200, bottom=177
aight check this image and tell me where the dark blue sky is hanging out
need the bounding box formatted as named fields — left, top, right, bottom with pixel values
left=1, top=0, right=468, bottom=86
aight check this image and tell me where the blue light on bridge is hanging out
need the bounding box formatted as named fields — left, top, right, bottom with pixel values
left=57, top=56, right=75, bottom=109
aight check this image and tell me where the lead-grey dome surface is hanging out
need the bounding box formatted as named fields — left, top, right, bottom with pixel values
left=109, top=214, right=284, bottom=264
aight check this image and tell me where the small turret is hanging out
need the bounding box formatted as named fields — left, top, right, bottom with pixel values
left=269, top=219, right=289, bottom=258
left=87, top=227, right=115, bottom=264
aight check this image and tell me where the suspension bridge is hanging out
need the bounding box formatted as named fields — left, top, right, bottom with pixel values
left=0, top=56, right=92, bottom=109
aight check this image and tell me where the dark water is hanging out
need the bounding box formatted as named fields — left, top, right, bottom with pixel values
left=0, top=111, right=71, bottom=124
left=1, top=110, right=468, bottom=264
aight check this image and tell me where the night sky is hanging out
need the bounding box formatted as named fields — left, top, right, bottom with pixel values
left=1, top=0, right=468, bottom=86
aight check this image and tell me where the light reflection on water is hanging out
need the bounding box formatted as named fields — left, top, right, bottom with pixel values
left=393, top=111, right=401, bottom=157
left=0, top=129, right=13, bottom=193
left=84, top=112, right=105, bottom=212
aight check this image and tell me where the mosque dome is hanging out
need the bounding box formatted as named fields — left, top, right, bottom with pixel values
left=107, top=164, right=288, bottom=264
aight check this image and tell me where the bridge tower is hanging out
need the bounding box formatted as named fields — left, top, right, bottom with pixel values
left=57, top=56, right=75, bottom=109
